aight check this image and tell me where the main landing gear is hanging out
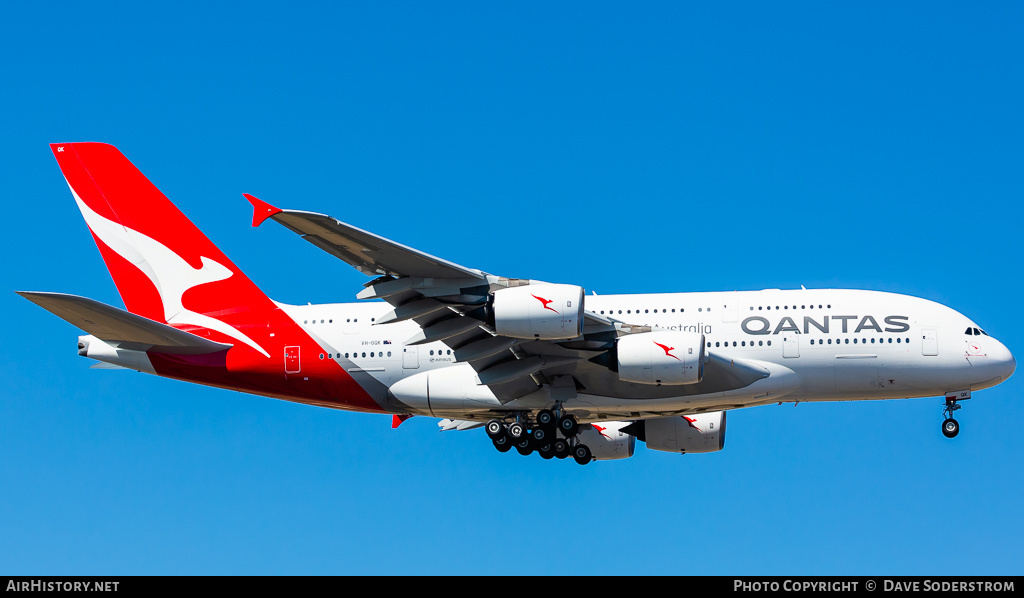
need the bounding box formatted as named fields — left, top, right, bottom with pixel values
left=485, top=411, right=592, bottom=465
left=942, top=395, right=962, bottom=438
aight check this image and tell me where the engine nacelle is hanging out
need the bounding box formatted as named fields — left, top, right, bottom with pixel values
left=492, top=283, right=584, bottom=340
left=617, top=330, right=705, bottom=385
left=576, top=421, right=635, bottom=460
left=643, top=412, right=726, bottom=454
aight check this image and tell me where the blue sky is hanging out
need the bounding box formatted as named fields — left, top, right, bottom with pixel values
left=2, top=1, right=1022, bottom=574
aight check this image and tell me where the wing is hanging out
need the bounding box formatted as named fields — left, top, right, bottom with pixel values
left=18, top=291, right=232, bottom=355
left=244, top=194, right=485, bottom=280
left=247, top=197, right=770, bottom=406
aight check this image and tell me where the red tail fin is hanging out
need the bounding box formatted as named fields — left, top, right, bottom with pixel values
left=50, top=143, right=274, bottom=357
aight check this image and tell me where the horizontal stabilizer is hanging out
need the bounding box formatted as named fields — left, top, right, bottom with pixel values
left=18, top=291, right=232, bottom=355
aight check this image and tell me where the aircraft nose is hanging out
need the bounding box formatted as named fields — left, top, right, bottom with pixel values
left=992, top=339, right=1015, bottom=381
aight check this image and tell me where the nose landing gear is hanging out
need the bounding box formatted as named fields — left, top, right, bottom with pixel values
left=942, top=417, right=960, bottom=438
left=941, top=394, right=964, bottom=438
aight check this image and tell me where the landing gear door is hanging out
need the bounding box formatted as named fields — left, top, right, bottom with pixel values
left=922, top=329, right=938, bottom=356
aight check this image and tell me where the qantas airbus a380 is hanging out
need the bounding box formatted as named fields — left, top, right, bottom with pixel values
left=21, top=143, right=1016, bottom=464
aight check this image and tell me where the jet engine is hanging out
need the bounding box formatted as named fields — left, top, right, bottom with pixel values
left=491, top=283, right=584, bottom=340
left=630, top=412, right=726, bottom=454
left=576, top=421, right=635, bottom=460
left=617, top=330, right=705, bottom=385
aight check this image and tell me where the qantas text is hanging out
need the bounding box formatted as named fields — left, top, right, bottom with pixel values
left=741, top=315, right=910, bottom=335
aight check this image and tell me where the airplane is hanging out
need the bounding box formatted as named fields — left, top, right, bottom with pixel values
left=20, top=142, right=1016, bottom=465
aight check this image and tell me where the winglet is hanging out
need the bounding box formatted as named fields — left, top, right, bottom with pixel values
left=391, top=414, right=413, bottom=429
left=244, top=193, right=282, bottom=227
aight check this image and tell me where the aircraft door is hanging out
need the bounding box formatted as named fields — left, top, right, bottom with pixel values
left=403, top=345, right=419, bottom=369
left=285, top=346, right=301, bottom=374
left=922, top=329, right=938, bottom=356
left=782, top=335, right=800, bottom=358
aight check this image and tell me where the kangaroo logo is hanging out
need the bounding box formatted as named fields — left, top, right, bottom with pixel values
left=531, top=294, right=559, bottom=314
left=654, top=341, right=680, bottom=361
left=69, top=184, right=270, bottom=357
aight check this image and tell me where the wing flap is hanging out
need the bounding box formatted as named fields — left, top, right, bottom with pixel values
left=18, top=291, right=232, bottom=355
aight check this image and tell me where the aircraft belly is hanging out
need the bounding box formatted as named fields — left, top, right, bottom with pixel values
left=503, top=359, right=801, bottom=417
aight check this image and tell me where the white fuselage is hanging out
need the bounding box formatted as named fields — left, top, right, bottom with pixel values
left=277, top=288, right=1015, bottom=421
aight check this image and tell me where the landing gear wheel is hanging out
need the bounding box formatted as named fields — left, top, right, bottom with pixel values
left=485, top=420, right=505, bottom=439
left=557, top=414, right=579, bottom=438
left=942, top=396, right=963, bottom=439
left=536, top=409, right=556, bottom=430
left=508, top=422, right=526, bottom=440
left=515, top=436, right=533, bottom=455
left=493, top=435, right=512, bottom=452
left=573, top=444, right=592, bottom=465
left=537, top=442, right=554, bottom=459
left=532, top=427, right=547, bottom=442
left=553, top=439, right=570, bottom=459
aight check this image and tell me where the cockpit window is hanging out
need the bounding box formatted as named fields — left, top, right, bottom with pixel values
left=973, top=328, right=981, bottom=336
left=965, top=327, right=974, bottom=335
left=981, top=329, right=989, bottom=336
